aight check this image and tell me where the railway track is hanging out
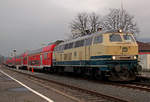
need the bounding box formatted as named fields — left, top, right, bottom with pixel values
left=122, top=82, right=150, bottom=92
left=4, top=68, right=131, bottom=102
left=103, top=82, right=150, bottom=92
left=88, top=77, right=150, bottom=93
left=67, top=74, right=150, bottom=93
left=61, top=73, right=150, bottom=93
left=57, top=72, right=150, bottom=93
left=98, top=76, right=150, bottom=92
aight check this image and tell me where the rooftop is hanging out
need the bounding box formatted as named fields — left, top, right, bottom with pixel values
left=137, top=41, right=150, bottom=52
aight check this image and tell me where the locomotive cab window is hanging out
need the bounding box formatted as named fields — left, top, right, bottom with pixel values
left=123, top=35, right=135, bottom=42
left=110, top=34, right=122, bottom=42
left=93, top=35, right=103, bottom=44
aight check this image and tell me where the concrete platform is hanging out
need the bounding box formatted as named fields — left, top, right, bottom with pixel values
left=0, top=69, right=48, bottom=102
left=0, top=67, right=77, bottom=102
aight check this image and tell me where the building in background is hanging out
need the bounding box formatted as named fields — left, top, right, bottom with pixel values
left=137, top=41, right=150, bottom=71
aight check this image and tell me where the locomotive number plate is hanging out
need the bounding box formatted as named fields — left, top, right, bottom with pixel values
left=122, top=47, right=128, bottom=52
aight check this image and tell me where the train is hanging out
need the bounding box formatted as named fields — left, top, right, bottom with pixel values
left=4, top=30, right=142, bottom=81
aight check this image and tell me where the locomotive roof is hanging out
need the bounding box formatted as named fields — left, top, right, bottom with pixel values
left=57, top=32, right=99, bottom=46
left=57, top=30, right=129, bottom=46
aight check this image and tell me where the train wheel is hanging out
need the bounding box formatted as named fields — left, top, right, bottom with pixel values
left=93, top=69, right=105, bottom=80
left=73, top=67, right=82, bottom=75
left=58, top=67, right=64, bottom=74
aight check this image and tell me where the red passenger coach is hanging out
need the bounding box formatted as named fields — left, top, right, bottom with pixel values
left=5, top=58, right=13, bottom=67
left=6, top=57, right=15, bottom=67
left=42, top=44, right=56, bottom=68
left=4, top=42, right=58, bottom=71
left=28, top=48, right=42, bottom=69
left=15, top=57, right=21, bottom=66
left=11, top=57, right=15, bottom=67
left=27, top=43, right=56, bottom=70
left=22, top=52, right=28, bottom=67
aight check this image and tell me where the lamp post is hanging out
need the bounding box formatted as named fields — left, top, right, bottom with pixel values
left=13, top=49, right=16, bottom=69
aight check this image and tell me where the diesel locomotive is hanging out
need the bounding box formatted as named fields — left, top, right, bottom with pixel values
left=53, top=30, right=141, bottom=81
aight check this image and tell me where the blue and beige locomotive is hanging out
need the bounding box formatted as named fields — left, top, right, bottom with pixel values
left=54, top=30, right=141, bottom=81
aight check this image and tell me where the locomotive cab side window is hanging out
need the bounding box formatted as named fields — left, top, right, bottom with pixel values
left=110, top=34, right=122, bottom=42
left=93, top=35, right=103, bottom=44
left=123, top=35, right=135, bottom=42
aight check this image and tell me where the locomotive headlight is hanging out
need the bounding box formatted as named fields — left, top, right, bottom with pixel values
left=112, top=56, right=116, bottom=60
left=118, top=29, right=122, bottom=33
left=133, top=56, right=137, bottom=59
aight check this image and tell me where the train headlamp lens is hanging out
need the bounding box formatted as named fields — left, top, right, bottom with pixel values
left=119, top=29, right=122, bottom=33
left=112, top=56, right=116, bottom=60
left=133, top=56, right=137, bottom=59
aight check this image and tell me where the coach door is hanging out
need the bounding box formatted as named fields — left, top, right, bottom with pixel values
left=47, top=52, right=51, bottom=66
left=40, top=54, right=42, bottom=65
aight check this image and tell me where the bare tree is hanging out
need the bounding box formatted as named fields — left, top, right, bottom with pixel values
left=70, top=9, right=139, bottom=38
left=89, top=13, right=101, bottom=33
left=70, top=12, right=101, bottom=38
left=101, top=8, right=139, bottom=36
left=70, top=13, right=88, bottom=37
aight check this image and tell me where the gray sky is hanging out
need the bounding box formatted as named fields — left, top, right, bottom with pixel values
left=0, top=0, right=150, bottom=56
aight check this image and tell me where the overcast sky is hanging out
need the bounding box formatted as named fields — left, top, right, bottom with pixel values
left=0, top=0, right=150, bottom=56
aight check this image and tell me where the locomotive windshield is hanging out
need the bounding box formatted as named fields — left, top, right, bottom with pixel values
left=123, top=35, right=135, bottom=42
left=109, top=34, right=122, bottom=42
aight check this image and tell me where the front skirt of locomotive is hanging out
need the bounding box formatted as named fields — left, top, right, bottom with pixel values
left=107, top=61, right=140, bottom=81
left=106, top=61, right=141, bottom=81
left=91, top=55, right=142, bottom=81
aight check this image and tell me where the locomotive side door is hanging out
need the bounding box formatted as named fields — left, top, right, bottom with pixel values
left=84, top=37, right=92, bottom=65
left=85, top=46, right=90, bottom=64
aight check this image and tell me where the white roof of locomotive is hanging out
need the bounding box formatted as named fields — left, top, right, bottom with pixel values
left=58, top=30, right=124, bottom=46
